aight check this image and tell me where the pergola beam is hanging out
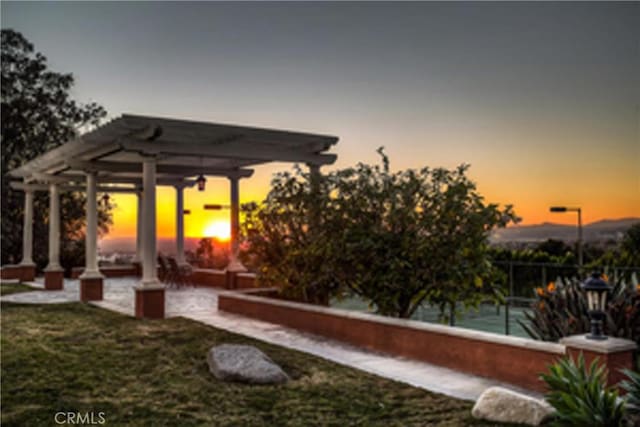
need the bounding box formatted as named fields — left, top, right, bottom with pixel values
left=64, top=160, right=255, bottom=178
left=10, top=182, right=139, bottom=193
left=121, top=139, right=337, bottom=166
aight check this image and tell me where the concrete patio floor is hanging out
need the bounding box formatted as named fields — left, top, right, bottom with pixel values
left=1, top=277, right=540, bottom=401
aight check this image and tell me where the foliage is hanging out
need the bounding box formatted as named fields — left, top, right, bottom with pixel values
left=519, top=274, right=640, bottom=344
left=541, top=354, right=626, bottom=427
left=1, top=29, right=109, bottom=270
left=243, top=149, right=518, bottom=318
left=0, top=302, right=499, bottom=426
left=242, top=166, right=338, bottom=304
left=621, top=368, right=640, bottom=424
left=620, top=223, right=640, bottom=267
left=185, top=238, right=230, bottom=269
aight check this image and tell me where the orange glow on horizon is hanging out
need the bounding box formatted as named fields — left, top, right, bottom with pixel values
left=203, top=220, right=231, bottom=241
left=100, top=160, right=639, bottom=244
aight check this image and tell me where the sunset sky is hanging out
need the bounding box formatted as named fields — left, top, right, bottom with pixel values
left=2, top=2, right=639, bottom=243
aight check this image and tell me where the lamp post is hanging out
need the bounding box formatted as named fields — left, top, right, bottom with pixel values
left=581, top=272, right=611, bottom=340
left=549, top=206, right=583, bottom=270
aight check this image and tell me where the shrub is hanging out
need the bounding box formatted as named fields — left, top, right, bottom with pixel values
left=541, top=354, right=626, bottom=426
left=519, top=275, right=640, bottom=345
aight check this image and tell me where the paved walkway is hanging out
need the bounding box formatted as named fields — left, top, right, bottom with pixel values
left=1, top=277, right=538, bottom=401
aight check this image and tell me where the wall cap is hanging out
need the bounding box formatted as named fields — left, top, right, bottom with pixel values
left=218, top=291, right=566, bottom=355
left=560, top=335, right=637, bottom=354
left=192, top=268, right=225, bottom=275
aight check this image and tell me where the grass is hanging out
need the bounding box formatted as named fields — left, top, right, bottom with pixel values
left=1, top=302, right=522, bottom=426
left=0, top=283, right=36, bottom=296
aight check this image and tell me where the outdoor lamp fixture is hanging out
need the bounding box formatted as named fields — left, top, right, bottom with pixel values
left=196, top=174, right=207, bottom=192
left=581, top=272, right=611, bottom=340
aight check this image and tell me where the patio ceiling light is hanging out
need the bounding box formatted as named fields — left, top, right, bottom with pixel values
left=196, top=174, right=207, bottom=192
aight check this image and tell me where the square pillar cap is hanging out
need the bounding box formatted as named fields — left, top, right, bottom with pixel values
left=560, top=335, right=637, bottom=354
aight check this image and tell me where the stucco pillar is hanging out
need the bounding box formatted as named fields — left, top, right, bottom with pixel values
left=175, top=184, right=186, bottom=265
left=19, top=189, right=36, bottom=281
left=560, top=335, right=637, bottom=389
left=79, top=172, right=104, bottom=301
left=135, top=156, right=164, bottom=319
left=44, top=183, right=64, bottom=290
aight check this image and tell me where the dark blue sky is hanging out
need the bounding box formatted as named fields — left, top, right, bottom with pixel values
left=2, top=1, right=639, bottom=226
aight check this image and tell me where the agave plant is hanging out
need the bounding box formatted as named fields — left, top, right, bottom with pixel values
left=621, top=368, right=640, bottom=424
left=541, top=354, right=626, bottom=426
left=519, top=273, right=640, bottom=344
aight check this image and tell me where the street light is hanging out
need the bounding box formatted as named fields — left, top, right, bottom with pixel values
left=549, top=206, right=583, bottom=269
left=183, top=209, right=191, bottom=215
left=581, top=272, right=611, bottom=340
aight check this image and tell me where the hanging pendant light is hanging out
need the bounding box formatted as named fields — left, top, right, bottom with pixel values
left=196, top=174, right=207, bottom=191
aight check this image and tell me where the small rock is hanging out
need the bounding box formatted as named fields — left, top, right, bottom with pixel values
left=472, top=386, right=554, bottom=426
left=207, top=344, right=289, bottom=384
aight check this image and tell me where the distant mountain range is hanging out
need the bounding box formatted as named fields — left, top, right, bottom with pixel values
left=490, top=218, right=639, bottom=244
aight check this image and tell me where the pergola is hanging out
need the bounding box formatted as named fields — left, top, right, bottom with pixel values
left=7, top=114, right=338, bottom=318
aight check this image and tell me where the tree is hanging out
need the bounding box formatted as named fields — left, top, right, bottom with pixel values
left=535, top=239, right=572, bottom=258
left=186, top=238, right=230, bottom=269
left=1, top=29, right=109, bottom=271
left=243, top=149, right=518, bottom=319
left=621, top=222, right=640, bottom=266
left=242, top=166, right=339, bottom=304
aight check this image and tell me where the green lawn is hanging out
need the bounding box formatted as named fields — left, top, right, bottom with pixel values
left=1, top=302, right=522, bottom=426
left=0, top=283, right=36, bottom=296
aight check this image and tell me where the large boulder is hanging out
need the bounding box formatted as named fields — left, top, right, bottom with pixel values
left=207, top=344, right=290, bottom=384
left=472, top=387, right=554, bottom=426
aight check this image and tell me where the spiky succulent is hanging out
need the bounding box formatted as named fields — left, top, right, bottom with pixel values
left=541, top=354, right=626, bottom=426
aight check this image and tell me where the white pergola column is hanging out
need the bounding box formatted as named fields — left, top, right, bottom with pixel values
left=226, top=175, right=246, bottom=273
left=80, top=172, right=102, bottom=276
left=175, top=184, right=186, bottom=265
left=79, top=172, right=104, bottom=301
left=140, top=158, right=160, bottom=286
left=20, top=189, right=35, bottom=266
left=44, top=183, right=64, bottom=290
left=46, top=183, right=62, bottom=270
left=135, top=156, right=164, bottom=319
left=18, top=188, right=36, bottom=281
left=133, top=189, right=144, bottom=264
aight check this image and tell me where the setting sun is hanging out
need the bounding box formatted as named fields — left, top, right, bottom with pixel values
left=203, top=221, right=231, bottom=241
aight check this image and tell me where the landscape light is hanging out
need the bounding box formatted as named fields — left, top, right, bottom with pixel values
left=196, top=174, right=206, bottom=191
left=581, top=272, right=611, bottom=340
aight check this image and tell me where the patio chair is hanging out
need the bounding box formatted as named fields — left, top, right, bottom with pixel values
left=157, top=255, right=172, bottom=285
left=167, top=257, right=192, bottom=289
